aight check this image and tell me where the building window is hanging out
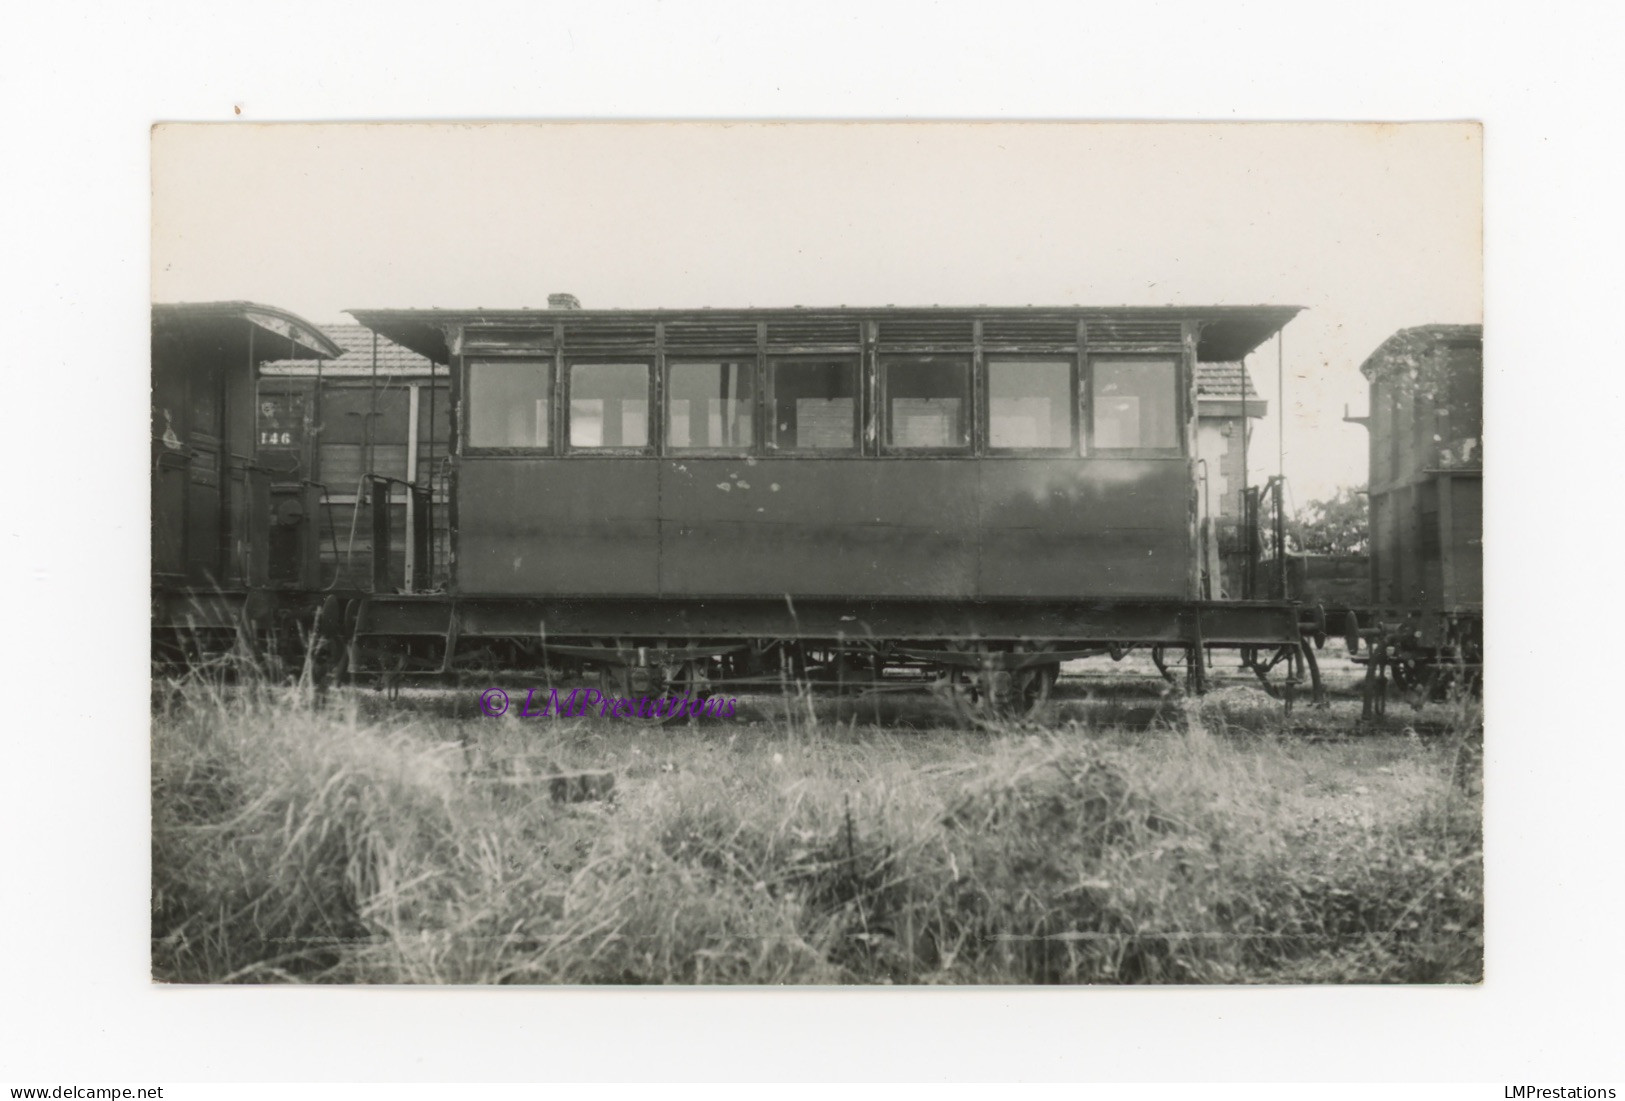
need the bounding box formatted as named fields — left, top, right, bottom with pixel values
left=668, top=361, right=755, bottom=451
left=467, top=359, right=551, bottom=448
left=768, top=359, right=858, bottom=452
left=569, top=362, right=651, bottom=450
left=988, top=358, right=1073, bottom=450
left=882, top=355, right=971, bottom=452
left=1091, top=358, right=1179, bottom=452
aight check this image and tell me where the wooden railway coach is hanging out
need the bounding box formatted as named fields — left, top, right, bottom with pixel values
left=1354, top=324, right=1483, bottom=700
left=151, top=302, right=344, bottom=653
left=345, top=302, right=1309, bottom=714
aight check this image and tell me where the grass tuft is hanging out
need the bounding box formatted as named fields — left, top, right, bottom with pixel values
left=152, top=677, right=1482, bottom=984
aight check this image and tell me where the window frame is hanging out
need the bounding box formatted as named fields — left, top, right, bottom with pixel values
left=982, top=354, right=1079, bottom=456
left=461, top=355, right=558, bottom=455
left=455, top=330, right=1201, bottom=461
left=1085, top=353, right=1186, bottom=458
left=764, top=354, right=863, bottom=457
left=663, top=356, right=762, bottom=456
left=877, top=353, right=974, bottom=457
left=563, top=357, right=658, bottom=456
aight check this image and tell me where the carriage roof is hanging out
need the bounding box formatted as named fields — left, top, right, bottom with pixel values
left=349, top=303, right=1301, bottom=366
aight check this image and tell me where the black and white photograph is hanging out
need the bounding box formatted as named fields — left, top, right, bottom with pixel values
left=148, top=121, right=1483, bottom=986
left=8, top=1, right=1625, bottom=1089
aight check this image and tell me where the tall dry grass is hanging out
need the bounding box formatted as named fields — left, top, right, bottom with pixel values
left=151, top=672, right=1482, bottom=984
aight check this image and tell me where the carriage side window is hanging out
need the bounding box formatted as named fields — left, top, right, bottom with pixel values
left=1090, top=358, right=1179, bottom=452
left=768, top=358, right=859, bottom=452
left=569, top=362, right=651, bottom=450
left=882, top=355, right=971, bottom=452
left=987, top=358, right=1073, bottom=450
left=668, top=360, right=756, bottom=452
left=467, top=359, right=552, bottom=448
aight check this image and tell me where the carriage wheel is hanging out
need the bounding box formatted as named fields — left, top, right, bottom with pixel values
left=941, top=644, right=1058, bottom=727
left=588, top=640, right=680, bottom=725
left=666, top=648, right=719, bottom=723
left=1388, top=655, right=1421, bottom=693
left=1245, top=645, right=1299, bottom=703
left=1246, top=642, right=1325, bottom=709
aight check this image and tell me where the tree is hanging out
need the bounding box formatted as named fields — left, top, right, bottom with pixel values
left=1291, top=486, right=1368, bottom=556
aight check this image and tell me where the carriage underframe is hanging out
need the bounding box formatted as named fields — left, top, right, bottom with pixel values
left=154, top=588, right=1326, bottom=724
left=334, top=594, right=1319, bottom=720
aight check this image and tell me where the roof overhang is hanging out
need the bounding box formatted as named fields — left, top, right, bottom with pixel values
left=347, top=304, right=1303, bottom=366
left=153, top=301, right=343, bottom=360
left=1190, top=306, right=1303, bottom=361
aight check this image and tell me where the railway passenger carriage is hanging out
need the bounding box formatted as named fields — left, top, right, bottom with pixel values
left=151, top=302, right=344, bottom=654
left=345, top=303, right=1309, bottom=714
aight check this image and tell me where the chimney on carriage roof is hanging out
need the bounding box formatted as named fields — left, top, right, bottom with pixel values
left=548, top=293, right=582, bottom=310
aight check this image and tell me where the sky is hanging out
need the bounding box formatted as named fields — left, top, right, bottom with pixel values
left=152, top=121, right=1481, bottom=505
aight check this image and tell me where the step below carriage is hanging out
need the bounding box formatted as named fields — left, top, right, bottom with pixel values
left=153, top=299, right=1345, bottom=720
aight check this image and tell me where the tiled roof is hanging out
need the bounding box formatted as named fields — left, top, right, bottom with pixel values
left=260, top=323, right=444, bottom=376
left=1195, top=361, right=1261, bottom=402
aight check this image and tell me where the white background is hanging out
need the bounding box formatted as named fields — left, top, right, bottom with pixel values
left=2, top=0, right=1621, bottom=1085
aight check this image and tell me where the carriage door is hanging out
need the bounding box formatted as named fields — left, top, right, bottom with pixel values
left=184, top=364, right=226, bottom=584
left=257, top=384, right=314, bottom=586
